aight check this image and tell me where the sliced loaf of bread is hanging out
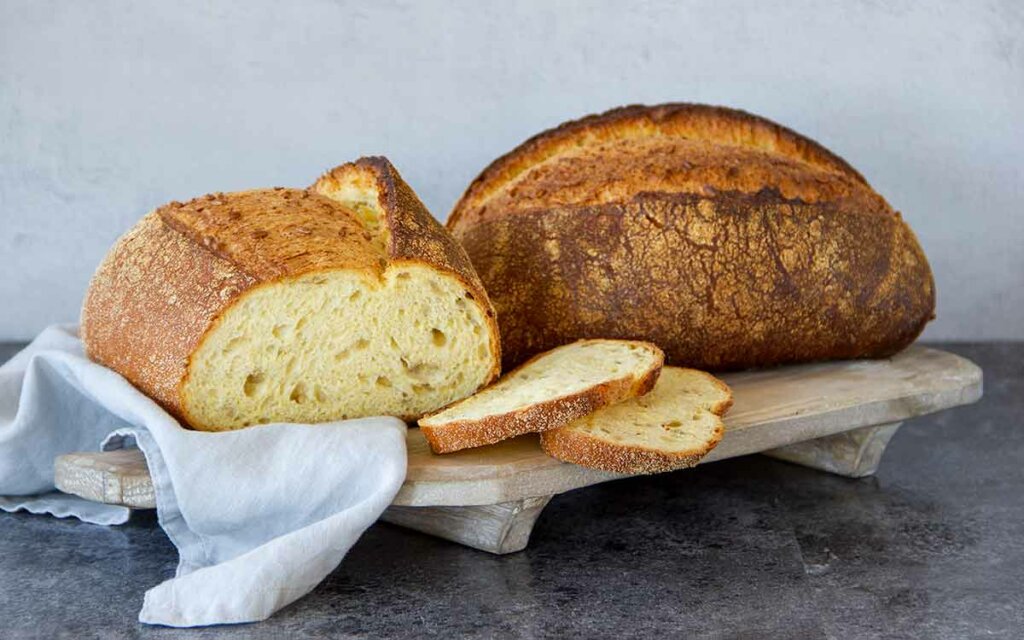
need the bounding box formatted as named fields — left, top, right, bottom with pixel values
left=418, top=340, right=664, bottom=453
left=540, top=367, right=732, bottom=474
left=81, top=157, right=500, bottom=431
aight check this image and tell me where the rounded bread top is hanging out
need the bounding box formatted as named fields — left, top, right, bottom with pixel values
left=448, top=103, right=889, bottom=231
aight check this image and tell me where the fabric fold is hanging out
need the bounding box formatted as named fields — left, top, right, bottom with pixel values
left=0, top=325, right=407, bottom=627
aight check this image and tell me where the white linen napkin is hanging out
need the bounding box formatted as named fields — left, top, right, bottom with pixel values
left=0, top=324, right=407, bottom=627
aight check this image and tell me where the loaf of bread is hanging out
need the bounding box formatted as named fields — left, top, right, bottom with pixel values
left=540, top=367, right=731, bottom=474
left=82, top=157, right=500, bottom=431
left=419, top=339, right=663, bottom=453
left=447, top=103, right=936, bottom=370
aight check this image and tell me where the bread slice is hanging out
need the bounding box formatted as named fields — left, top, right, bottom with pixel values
left=418, top=340, right=664, bottom=453
left=82, top=157, right=500, bottom=431
left=540, top=367, right=732, bottom=474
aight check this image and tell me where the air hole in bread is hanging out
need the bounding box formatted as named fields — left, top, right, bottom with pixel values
left=349, top=290, right=362, bottom=302
left=224, top=336, right=248, bottom=353
left=290, top=382, right=308, bottom=404
left=376, top=375, right=392, bottom=388
left=272, top=324, right=287, bottom=339
left=431, top=329, right=447, bottom=347
left=243, top=372, right=265, bottom=397
left=354, top=338, right=369, bottom=350
left=401, top=358, right=438, bottom=381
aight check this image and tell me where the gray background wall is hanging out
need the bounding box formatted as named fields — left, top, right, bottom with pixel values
left=1, top=0, right=1021, bottom=341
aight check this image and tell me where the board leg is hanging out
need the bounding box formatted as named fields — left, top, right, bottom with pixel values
left=762, top=422, right=903, bottom=478
left=381, top=496, right=553, bottom=554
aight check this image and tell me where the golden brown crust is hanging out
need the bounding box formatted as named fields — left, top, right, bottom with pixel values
left=448, top=102, right=868, bottom=227
left=86, top=188, right=379, bottom=423
left=447, top=103, right=935, bottom=371
left=159, top=188, right=380, bottom=280
left=465, top=136, right=892, bottom=229
left=418, top=340, right=664, bottom=454
left=457, top=189, right=935, bottom=371
left=539, top=369, right=732, bottom=475
left=539, top=422, right=723, bottom=475
left=82, top=157, right=501, bottom=426
left=81, top=213, right=256, bottom=419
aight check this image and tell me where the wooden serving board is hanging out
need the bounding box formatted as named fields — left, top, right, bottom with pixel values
left=55, top=346, right=982, bottom=554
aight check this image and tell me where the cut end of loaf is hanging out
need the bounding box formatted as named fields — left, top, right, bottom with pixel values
left=540, top=367, right=732, bottom=474
left=419, top=340, right=664, bottom=453
left=181, top=265, right=497, bottom=431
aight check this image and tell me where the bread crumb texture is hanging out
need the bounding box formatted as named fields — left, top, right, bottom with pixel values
left=185, top=266, right=494, bottom=430
left=82, top=157, right=500, bottom=431
left=419, top=339, right=663, bottom=453
left=448, top=103, right=935, bottom=371
left=540, top=367, right=732, bottom=474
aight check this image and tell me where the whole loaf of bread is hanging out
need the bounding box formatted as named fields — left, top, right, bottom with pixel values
left=82, top=157, right=500, bottom=431
left=447, top=104, right=935, bottom=370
